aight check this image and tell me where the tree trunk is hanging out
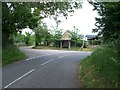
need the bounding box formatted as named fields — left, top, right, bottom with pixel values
left=35, top=34, right=39, bottom=46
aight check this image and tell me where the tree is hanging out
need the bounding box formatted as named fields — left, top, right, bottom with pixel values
left=89, top=2, right=120, bottom=61
left=13, top=32, right=25, bottom=46
left=89, top=2, right=120, bottom=43
left=88, top=1, right=120, bottom=87
left=2, top=2, right=82, bottom=47
left=32, top=2, right=82, bottom=46
left=33, top=20, right=49, bottom=46
left=2, top=2, right=38, bottom=47
left=71, top=26, right=82, bottom=47
left=24, top=32, right=32, bottom=46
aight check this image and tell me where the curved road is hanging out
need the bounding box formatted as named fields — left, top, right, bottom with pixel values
left=2, top=47, right=91, bottom=88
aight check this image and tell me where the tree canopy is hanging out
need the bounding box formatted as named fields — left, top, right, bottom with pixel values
left=89, top=2, right=120, bottom=43
left=89, top=1, right=120, bottom=68
left=2, top=2, right=82, bottom=47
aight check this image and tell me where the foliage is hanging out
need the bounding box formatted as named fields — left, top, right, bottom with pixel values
left=24, top=32, right=32, bottom=46
left=33, top=20, right=50, bottom=46
left=33, top=19, right=62, bottom=47
left=88, top=3, right=120, bottom=86
left=13, top=32, right=35, bottom=46
left=54, top=30, right=62, bottom=47
left=80, top=46, right=118, bottom=88
left=2, top=3, right=37, bottom=47
left=2, top=2, right=82, bottom=47
left=2, top=46, right=26, bottom=66
left=71, top=26, right=83, bottom=47
left=13, top=32, right=25, bottom=45
left=79, top=2, right=119, bottom=88
left=89, top=2, right=120, bottom=43
left=89, top=40, right=101, bottom=45
left=29, top=35, right=35, bottom=46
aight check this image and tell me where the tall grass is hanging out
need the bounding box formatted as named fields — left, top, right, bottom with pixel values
left=80, top=46, right=118, bottom=88
left=2, top=46, right=26, bottom=66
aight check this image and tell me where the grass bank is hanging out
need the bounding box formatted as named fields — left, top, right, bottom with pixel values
left=2, top=46, right=26, bottom=66
left=79, top=46, right=118, bottom=88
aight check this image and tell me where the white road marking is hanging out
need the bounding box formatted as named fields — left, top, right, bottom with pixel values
left=58, top=56, right=65, bottom=58
left=25, top=53, right=61, bottom=61
left=25, top=53, right=57, bottom=61
left=4, top=69, right=35, bottom=88
left=41, top=59, right=54, bottom=66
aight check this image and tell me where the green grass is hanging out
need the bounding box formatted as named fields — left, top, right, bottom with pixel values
left=32, top=46, right=95, bottom=51
left=32, top=46, right=61, bottom=50
left=2, top=46, right=27, bottom=66
left=78, top=47, right=95, bottom=51
left=79, top=46, right=118, bottom=88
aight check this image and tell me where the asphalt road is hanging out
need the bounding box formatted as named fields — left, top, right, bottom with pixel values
left=2, top=47, right=91, bottom=88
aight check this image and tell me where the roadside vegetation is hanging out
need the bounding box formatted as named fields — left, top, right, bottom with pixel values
left=80, top=44, right=118, bottom=88
left=32, top=45, right=95, bottom=51
left=79, top=2, right=119, bottom=88
left=2, top=2, right=81, bottom=65
left=2, top=2, right=119, bottom=88
left=2, top=46, right=26, bottom=66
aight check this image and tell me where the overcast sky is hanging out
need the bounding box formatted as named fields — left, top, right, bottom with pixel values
left=22, top=0, right=99, bottom=36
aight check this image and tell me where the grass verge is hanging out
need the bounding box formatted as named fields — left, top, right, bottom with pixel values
left=32, top=46, right=95, bottom=51
left=2, top=46, right=26, bottom=66
left=32, top=46, right=60, bottom=50
left=79, top=46, right=118, bottom=88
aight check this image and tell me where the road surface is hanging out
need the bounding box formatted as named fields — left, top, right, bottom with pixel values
left=2, top=47, right=91, bottom=88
